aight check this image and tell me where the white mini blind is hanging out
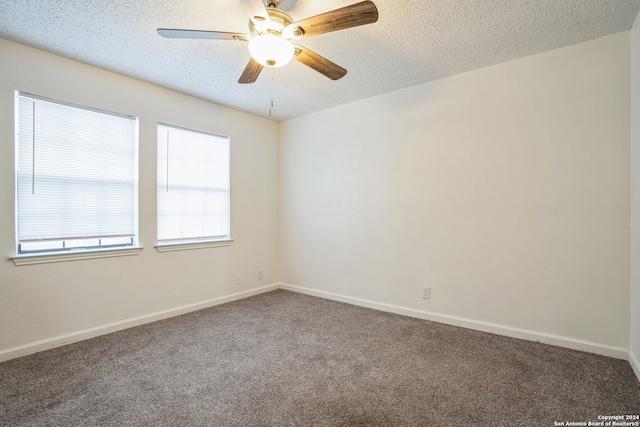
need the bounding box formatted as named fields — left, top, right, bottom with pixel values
left=16, top=92, right=138, bottom=253
left=157, top=124, right=230, bottom=243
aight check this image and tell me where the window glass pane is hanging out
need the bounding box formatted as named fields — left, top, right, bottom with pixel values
left=15, top=92, right=138, bottom=254
left=157, top=124, right=230, bottom=243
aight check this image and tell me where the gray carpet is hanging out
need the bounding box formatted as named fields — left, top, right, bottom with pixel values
left=1, top=290, right=638, bottom=426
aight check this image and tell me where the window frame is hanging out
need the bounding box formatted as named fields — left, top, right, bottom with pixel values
left=11, top=92, right=141, bottom=265
left=155, top=122, right=232, bottom=252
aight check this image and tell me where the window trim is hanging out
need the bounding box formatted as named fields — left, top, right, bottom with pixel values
left=18, top=91, right=137, bottom=121
left=156, top=122, right=231, bottom=249
left=14, top=91, right=140, bottom=257
left=155, top=239, right=233, bottom=253
left=10, top=246, right=143, bottom=266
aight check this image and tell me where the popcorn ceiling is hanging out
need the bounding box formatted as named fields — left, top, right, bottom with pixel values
left=0, top=0, right=638, bottom=121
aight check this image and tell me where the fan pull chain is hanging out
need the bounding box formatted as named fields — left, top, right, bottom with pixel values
left=269, top=70, right=274, bottom=118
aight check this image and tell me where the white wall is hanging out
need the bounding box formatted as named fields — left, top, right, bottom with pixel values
left=280, top=32, right=631, bottom=355
left=630, top=12, right=640, bottom=379
left=0, top=38, right=280, bottom=358
left=1, top=30, right=636, bottom=367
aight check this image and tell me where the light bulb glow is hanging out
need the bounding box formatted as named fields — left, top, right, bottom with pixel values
left=248, top=34, right=294, bottom=67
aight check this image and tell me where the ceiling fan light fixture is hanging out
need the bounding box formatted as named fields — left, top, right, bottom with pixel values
left=248, top=33, right=294, bottom=67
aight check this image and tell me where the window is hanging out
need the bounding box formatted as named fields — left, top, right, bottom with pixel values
left=15, top=92, right=138, bottom=255
left=156, top=123, right=230, bottom=248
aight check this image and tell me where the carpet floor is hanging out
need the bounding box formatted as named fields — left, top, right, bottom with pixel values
left=1, top=290, right=638, bottom=426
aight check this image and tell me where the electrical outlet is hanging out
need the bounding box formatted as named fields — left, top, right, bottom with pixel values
left=235, top=274, right=241, bottom=285
left=421, top=286, right=431, bottom=299
left=257, top=269, right=263, bottom=280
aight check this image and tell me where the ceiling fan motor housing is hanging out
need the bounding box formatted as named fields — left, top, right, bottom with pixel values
left=249, top=7, right=294, bottom=36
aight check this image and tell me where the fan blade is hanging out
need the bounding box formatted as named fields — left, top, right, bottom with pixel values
left=157, top=28, right=249, bottom=41
left=293, top=45, right=346, bottom=80
left=239, top=58, right=264, bottom=84
left=240, top=0, right=270, bottom=25
left=286, top=1, right=378, bottom=38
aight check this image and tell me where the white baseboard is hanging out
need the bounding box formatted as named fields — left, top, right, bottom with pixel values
left=279, top=283, right=630, bottom=361
left=0, top=283, right=279, bottom=363
left=2, top=282, right=635, bottom=369
left=630, top=350, right=640, bottom=381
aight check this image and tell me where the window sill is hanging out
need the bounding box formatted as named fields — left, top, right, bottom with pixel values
left=155, top=239, right=233, bottom=253
left=10, top=246, right=144, bottom=266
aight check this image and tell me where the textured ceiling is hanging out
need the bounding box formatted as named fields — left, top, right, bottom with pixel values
left=1, top=0, right=639, bottom=122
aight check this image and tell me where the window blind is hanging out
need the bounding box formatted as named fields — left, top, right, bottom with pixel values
left=157, top=124, right=230, bottom=243
left=16, top=92, right=138, bottom=253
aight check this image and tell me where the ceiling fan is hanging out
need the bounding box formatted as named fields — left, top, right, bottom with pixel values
left=157, top=0, right=379, bottom=84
